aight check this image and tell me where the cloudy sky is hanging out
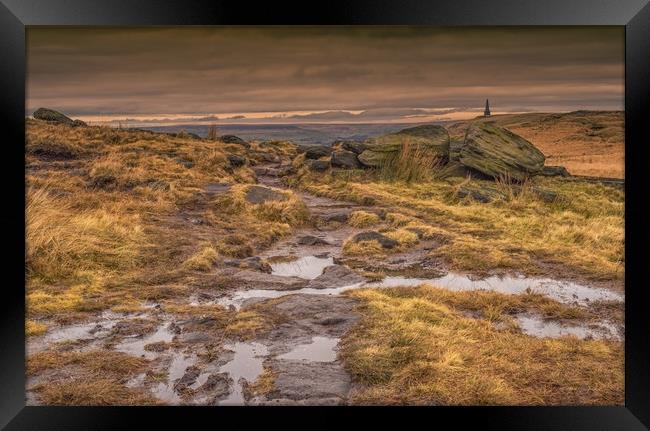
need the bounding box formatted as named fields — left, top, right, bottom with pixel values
left=26, top=27, right=624, bottom=126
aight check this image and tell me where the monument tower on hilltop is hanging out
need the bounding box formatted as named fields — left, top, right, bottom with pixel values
left=484, top=99, right=491, bottom=117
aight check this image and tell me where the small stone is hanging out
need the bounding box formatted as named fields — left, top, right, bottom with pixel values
left=297, top=235, right=331, bottom=246
left=351, top=231, right=398, bottom=249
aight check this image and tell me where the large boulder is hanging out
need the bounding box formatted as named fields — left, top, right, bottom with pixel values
left=449, top=138, right=465, bottom=162
left=227, top=154, right=246, bottom=167
left=358, top=125, right=450, bottom=168
left=459, top=123, right=545, bottom=181
left=333, top=140, right=367, bottom=155
left=306, top=159, right=330, bottom=172
left=299, top=145, right=333, bottom=160
left=33, top=108, right=82, bottom=126
left=219, top=135, right=250, bottom=149
left=331, top=149, right=361, bottom=169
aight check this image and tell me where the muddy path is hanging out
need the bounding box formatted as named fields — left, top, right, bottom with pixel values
left=27, top=161, right=626, bottom=406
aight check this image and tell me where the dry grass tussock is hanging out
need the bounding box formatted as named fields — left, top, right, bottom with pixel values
left=341, top=287, right=623, bottom=405
left=348, top=210, right=381, bottom=228
left=378, top=140, right=450, bottom=183
left=28, top=350, right=158, bottom=405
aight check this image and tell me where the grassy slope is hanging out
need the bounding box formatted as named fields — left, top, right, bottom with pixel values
left=25, top=119, right=305, bottom=326
left=447, top=111, right=624, bottom=178
left=297, top=169, right=624, bottom=283
left=26, top=113, right=624, bottom=406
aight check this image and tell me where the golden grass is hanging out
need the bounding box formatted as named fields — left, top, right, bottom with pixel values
left=32, top=379, right=159, bottom=406
left=378, top=140, right=447, bottom=183
left=348, top=210, right=381, bottom=228
left=342, top=239, right=384, bottom=256
left=341, top=287, right=623, bottom=405
left=28, top=350, right=149, bottom=375
left=248, top=368, right=276, bottom=397
left=26, top=188, right=144, bottom=283
left=384, top=228, right=420, bottom=247
left=26, top=320, right=47, bottom=337
left=182, top=245, right=218, bottom=271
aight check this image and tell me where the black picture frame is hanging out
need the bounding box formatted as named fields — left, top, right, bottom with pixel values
left=2, top=0, right=649, bottom=429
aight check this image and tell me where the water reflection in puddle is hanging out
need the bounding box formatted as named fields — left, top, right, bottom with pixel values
left=517, top=315, right=621, bottom=341
left=219, top=256, right=623, bottom=310
left=152, top=353, right=198, bottom=404
left=270, top=256, right=334, bottom=279
left=366, top=274, right=624, bottom=305
left=116, top=322, right=176, bottom=359
left=217, top=342, right=269, bottom=405
left=28, top=312, right=122, bottom=354
left=217, top=283, right=364, bottom=310
left=277, top=336, right=338, bottom=362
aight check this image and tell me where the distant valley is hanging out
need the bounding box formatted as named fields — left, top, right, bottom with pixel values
left=144, top=122, right=438, bottom=145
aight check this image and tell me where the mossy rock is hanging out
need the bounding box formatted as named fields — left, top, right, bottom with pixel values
left=331, top=149, right=361, bottom=169
left=33, top=107, right=75, bottom=125
left=449, top=138, right=465, bottom=162
left=539, top=165, right=571, bottom=177
left=459, top=123, right=545, bottom=181
left=358, top=125, right=450, bottom=167
left=358, top=149, right=391, bottom=167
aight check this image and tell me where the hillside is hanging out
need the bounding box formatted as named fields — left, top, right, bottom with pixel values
left=447, top=111, right=624, bottom=178
left=25, top=113, right=624, bottom=406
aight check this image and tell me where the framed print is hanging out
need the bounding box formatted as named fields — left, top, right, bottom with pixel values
left=1, top=0, right=649, bottom=429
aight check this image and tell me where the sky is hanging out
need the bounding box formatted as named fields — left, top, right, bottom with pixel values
left=26, top=27, right=624, bottom=126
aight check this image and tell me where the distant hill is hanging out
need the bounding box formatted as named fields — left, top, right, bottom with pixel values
left=447, top=111, right=624, bottom=178
left=144, top=123, right=433, bottom=145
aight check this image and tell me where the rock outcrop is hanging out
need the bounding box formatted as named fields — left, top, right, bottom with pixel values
left=299, top=145, right=333, bottom=160
left=331, top=149, right=361, bottom=169
left=334, top=140, right=367, bottom=155
left=227, top=154, right=246, bottom=167
left=306, top=159, right=330, bottom=172
left=220, top=135, right=250, bottom=148
left=33, top=108, right=86, bottom=127
left=358, top=125, right=450, bottom=168
left=459, top=123, right=545, bottom=181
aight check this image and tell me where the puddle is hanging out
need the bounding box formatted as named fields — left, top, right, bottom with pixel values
left=270, top=256, right=334, bottom=279
left=276, top=336, right=338, bottom=362
left=517, top=315, right=621, bottom=341
left=217, top=342, right=269, bottom=405
left=28, top=311, right=122, bottom=354
left=43, top=321, right=115, bottom=344
left=189, top=371, right=212, bottom=391
left=365, top=273, right=624, bottom=306
left=219, top=257, right=623, bottom=310
left=151, top=353, right=198, bottom=404
left=217, top=282, right=364, bottom=310
left=116, top=322, right=176, bottom=359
